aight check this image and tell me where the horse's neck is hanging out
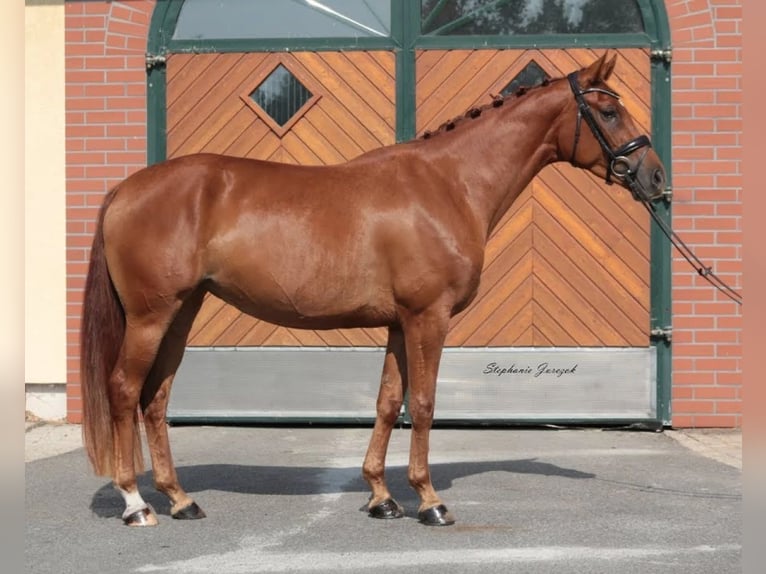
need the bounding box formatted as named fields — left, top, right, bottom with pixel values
left=438, top=87, right=567, bottom=239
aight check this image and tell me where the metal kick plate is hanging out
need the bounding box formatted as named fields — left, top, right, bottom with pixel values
left=168, top=347, right=656, bottom=423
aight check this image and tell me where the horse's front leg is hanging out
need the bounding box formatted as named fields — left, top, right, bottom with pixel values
left=401, top=306, right=455, bottom=526
left=363, top=326, right=407, bottom=519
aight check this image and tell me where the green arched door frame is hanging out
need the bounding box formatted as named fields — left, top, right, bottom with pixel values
left=146, top=0, right=673, bottom=425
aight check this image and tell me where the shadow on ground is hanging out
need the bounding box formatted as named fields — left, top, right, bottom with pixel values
left=89, top=458, right=594, bottom=519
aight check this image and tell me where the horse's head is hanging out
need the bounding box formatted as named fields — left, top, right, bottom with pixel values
left=558, top=52, right=666, bottom=202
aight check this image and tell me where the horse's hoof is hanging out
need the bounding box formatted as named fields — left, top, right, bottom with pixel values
left=172, top=502, right=206, bottom=520
left=123, top=507, right=158, bottom=527
left=368, top=498, right=404, bottom=519
left=418, top=504, right=455, bottom=526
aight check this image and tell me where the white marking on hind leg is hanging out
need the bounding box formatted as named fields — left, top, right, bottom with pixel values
left=118, top=487, right=151, bottom=520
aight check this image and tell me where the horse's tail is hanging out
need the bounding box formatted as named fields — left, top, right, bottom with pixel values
left=80, top=187, right=144, bottom=477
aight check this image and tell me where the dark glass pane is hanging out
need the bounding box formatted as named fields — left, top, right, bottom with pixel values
left=421, top=0, right=645, bottom=36
left=174, top=0, right=391, bottom=40
left=250, top=65, right=313, bottom=127
left=501, top=60, right=550, bottom=95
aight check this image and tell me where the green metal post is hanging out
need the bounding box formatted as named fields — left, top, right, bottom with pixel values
left=393, top=0, right=419, bottom=142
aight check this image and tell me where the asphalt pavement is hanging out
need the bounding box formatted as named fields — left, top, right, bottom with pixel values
left=26, top=422, right=742, bottom=574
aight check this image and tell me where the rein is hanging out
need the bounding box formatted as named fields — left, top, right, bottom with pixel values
left=642, top=201, right=742, bottom=306
left=567, top=72, right=742, bottom=306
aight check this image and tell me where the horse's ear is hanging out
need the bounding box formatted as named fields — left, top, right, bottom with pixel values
left=601, top=52, right=617, bottom=82
left=581, top=51, right=616, bottom=86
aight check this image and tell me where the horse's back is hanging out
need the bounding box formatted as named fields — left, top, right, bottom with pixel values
left=101, top=154, right=399, bottom=324
left=110, top=152, right=397, bottom=219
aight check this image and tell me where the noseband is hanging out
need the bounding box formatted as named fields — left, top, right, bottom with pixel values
left=567, top=72, right=653, bottom=201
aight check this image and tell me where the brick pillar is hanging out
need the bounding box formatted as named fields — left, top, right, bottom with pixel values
left=65, top=1, right=154, bottom=422
left=667, top=0, right=742, bottom=427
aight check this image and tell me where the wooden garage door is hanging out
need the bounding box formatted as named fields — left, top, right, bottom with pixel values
left=166, top=51, right=394, bottom=347
left=418, top=48, right=653, bottom=347
left=167, top=47, right=651, bottom=350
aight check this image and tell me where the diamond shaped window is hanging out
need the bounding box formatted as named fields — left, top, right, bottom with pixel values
left=501, top=60, right=550, bottom=96
left=251, top=64, right=312, bottom=126
left=241, top=62, right=321, bottom=137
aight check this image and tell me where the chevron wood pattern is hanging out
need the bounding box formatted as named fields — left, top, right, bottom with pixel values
left=426, top=48, right=652, bottom=347
left=166, top=51, right=395, bottom=347
left=167, top=47, right=651, bottom=349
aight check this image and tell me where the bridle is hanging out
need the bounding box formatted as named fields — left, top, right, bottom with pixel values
left=567, top=72, right=653, bottom=201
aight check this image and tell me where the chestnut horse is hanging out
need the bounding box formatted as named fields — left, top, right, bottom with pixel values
left=80, top=52, right=666, bottom=527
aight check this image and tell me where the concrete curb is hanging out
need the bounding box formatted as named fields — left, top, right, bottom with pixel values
left=25, top=421, right=83, bottom=463
left=665, top=428, right=742, bottom=470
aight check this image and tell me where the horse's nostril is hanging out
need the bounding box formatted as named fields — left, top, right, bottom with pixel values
left=652, top=169, right=665, bottom=188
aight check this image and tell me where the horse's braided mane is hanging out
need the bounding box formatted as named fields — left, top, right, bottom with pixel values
left=420, top=76, right=556, bottom=140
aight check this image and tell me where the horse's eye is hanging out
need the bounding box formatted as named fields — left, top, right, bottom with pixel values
left=600, top=108, right=618, bottom=121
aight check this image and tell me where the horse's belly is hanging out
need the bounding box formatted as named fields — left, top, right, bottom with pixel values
left=207, top=266, right=396, bottom=330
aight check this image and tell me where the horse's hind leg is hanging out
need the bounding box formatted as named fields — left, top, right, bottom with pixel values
left=109, top=310, right=179, bottom=526
left=141, top=290, right=206, bottom=520
left=362, top=326, right=407, bottom=519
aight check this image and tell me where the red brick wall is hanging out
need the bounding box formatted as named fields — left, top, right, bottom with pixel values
left=666, top=0, right=742, bottom=427
left=64, top=0, right=744, bottom=427
left=65, top=1, right=153, bottom=422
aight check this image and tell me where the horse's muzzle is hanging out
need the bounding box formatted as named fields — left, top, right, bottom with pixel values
left=634, top=162, right=667, bottom=202
left=616, top=147, right=666, bottom=203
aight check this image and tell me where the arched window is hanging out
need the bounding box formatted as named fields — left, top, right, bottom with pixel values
left=170, top=0, right=647, bottom=41
left=421, top=0, right=645, bottom=36
left=173, top=0, right=392, bottom=39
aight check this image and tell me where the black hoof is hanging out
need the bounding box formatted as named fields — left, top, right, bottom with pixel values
left=123, top=507, right=158, bottom=527
left=368, top=498, right=404, bottom=520
left=418, top=504, right=455, bottom=526
left=172, top=502, right=206, bottom=520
